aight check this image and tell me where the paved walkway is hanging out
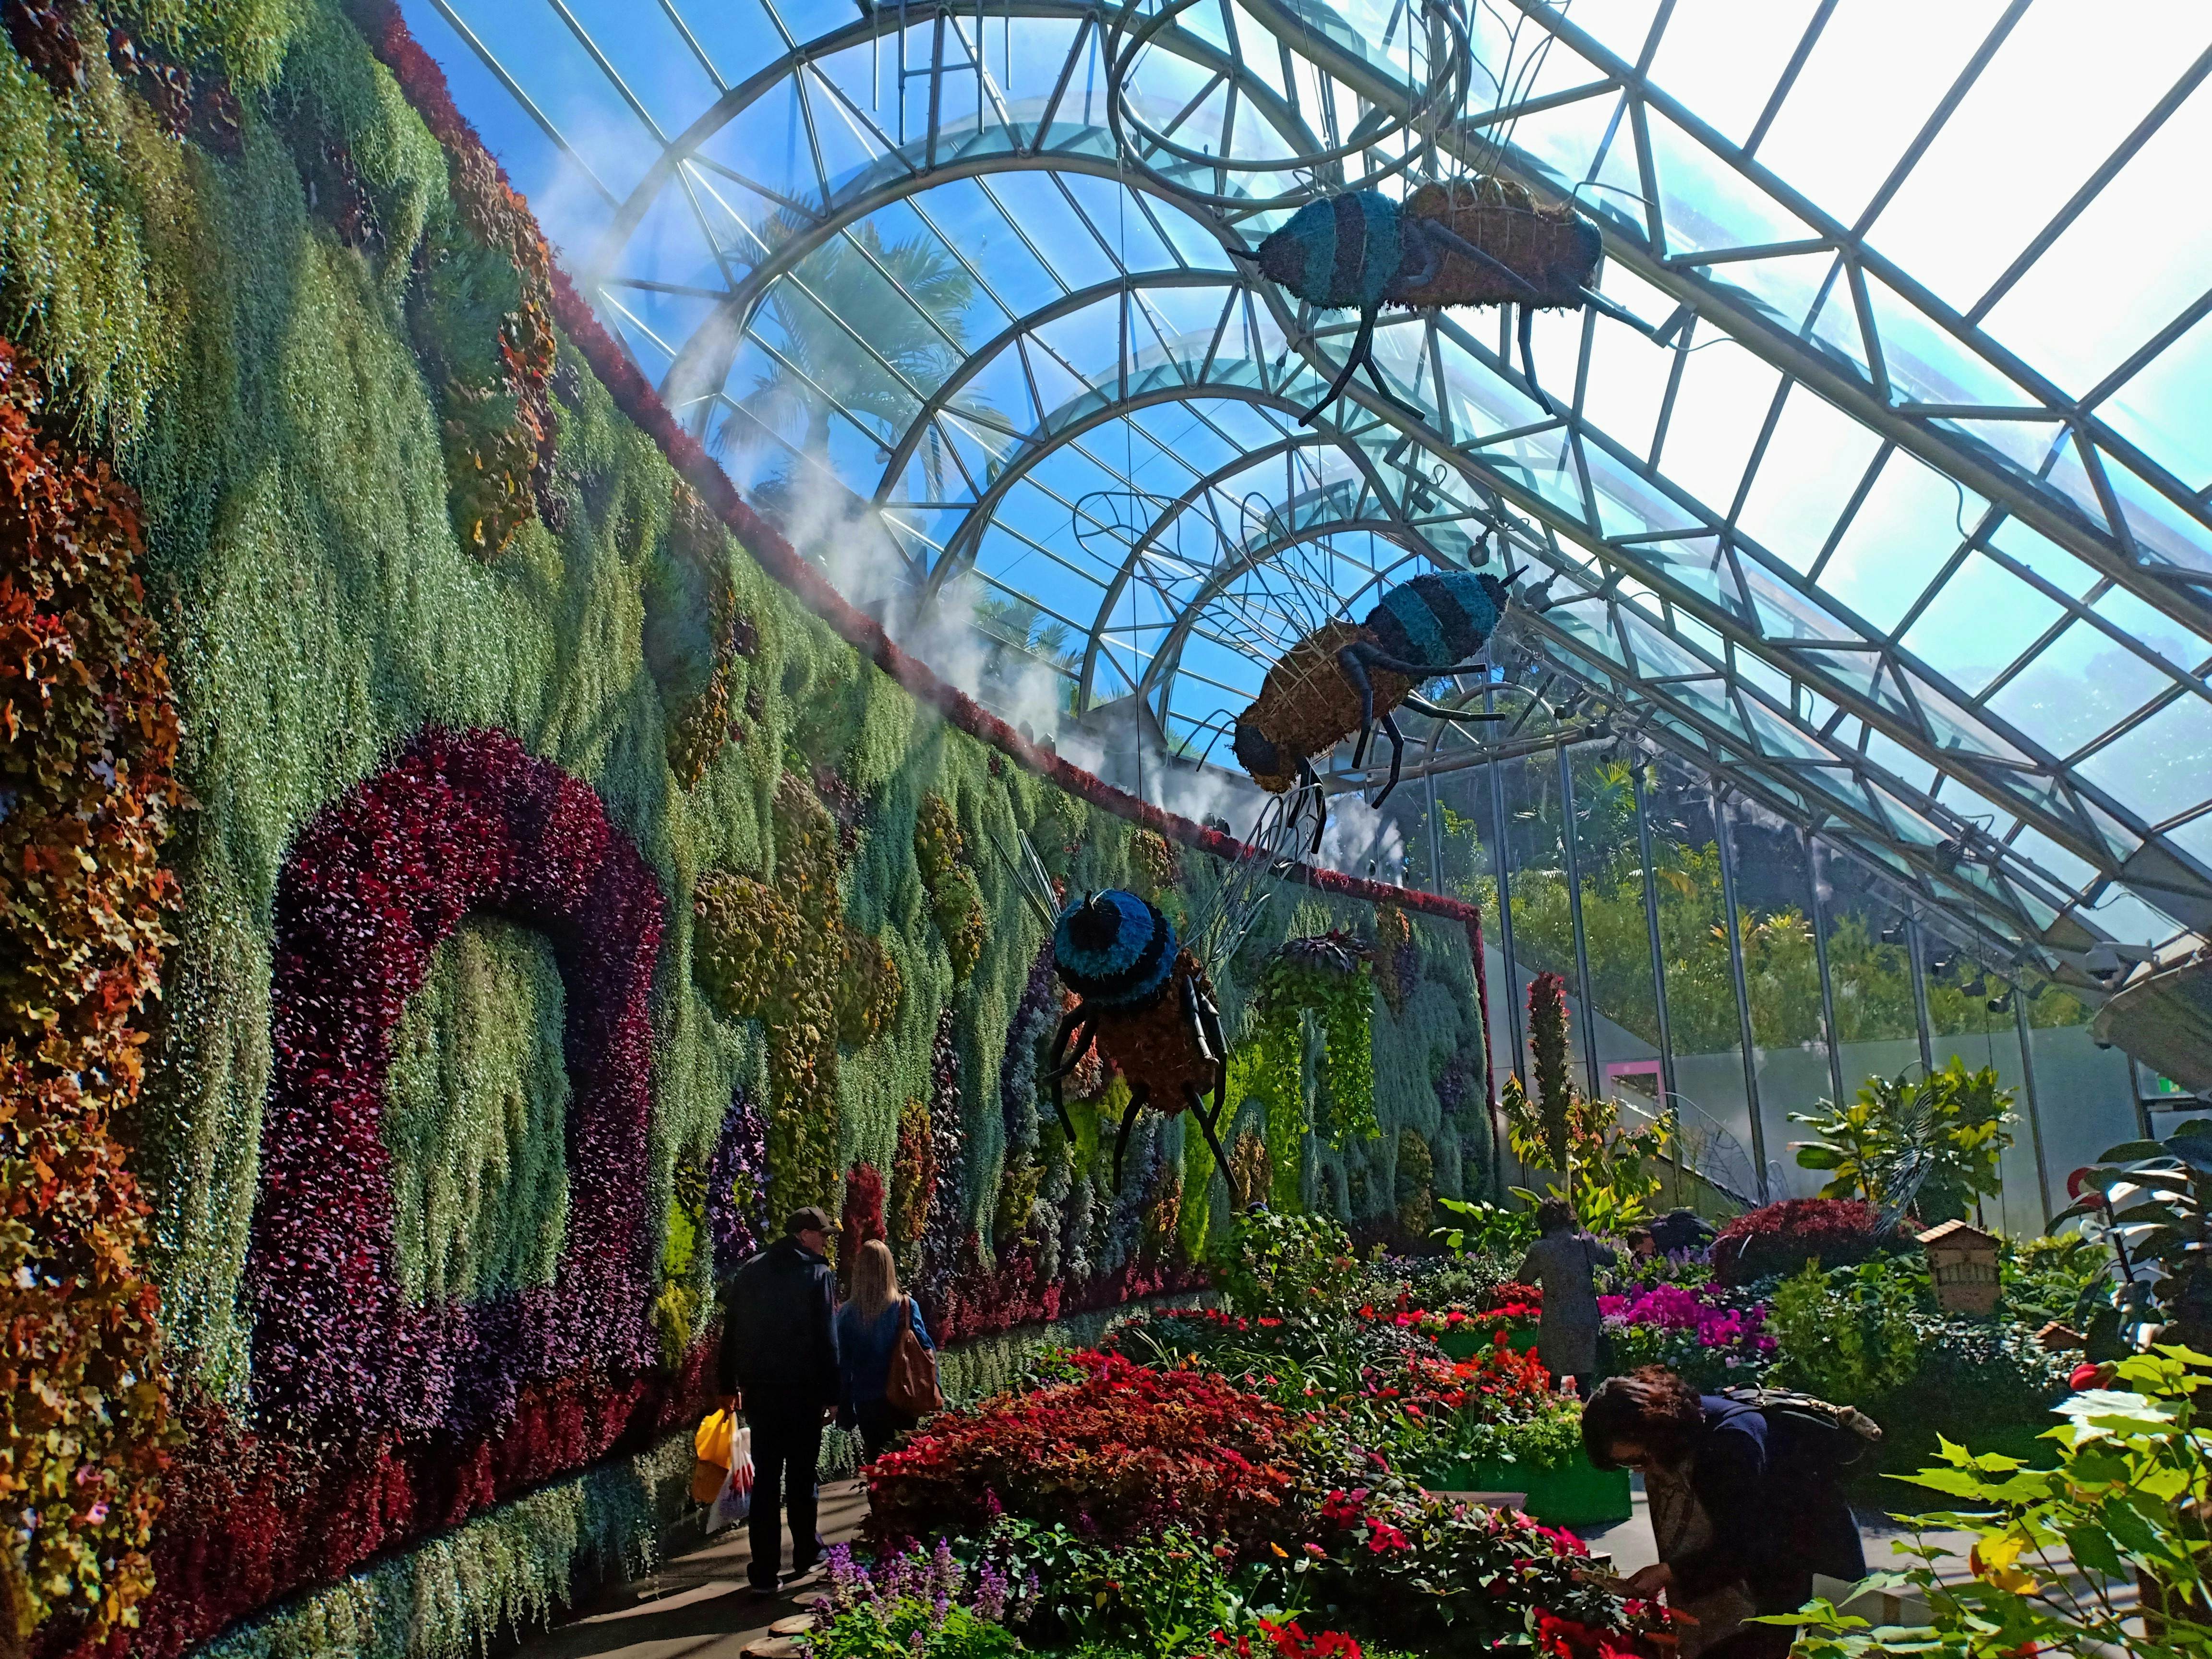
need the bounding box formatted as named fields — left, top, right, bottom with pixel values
left=509, top=1479, right=872, bottom=1659
left=509, top=1479, right=1981, bottom=1659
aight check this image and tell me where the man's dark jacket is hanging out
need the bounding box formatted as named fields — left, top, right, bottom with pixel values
left=718, top=1238, right=839, bottom=1412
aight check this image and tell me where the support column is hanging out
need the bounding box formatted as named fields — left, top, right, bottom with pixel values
left=1906, top=915, right=1936, bottom=1074
left=1711, top=785, right=1769, bottom=1200
left=1424, top=769, right=1443, bottom=897
left=1804, top=831, right=1847, bottom=1108
left=1632, top=762, right=1677, bottom=1110
left=1557, top=742, right=1602, bottom=1097
left=1485, top=691, right=1520, bottom=1196
left=2012, top=980, right=2053, bottom=1226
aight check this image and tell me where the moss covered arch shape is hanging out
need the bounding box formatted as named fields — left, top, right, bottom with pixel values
left=245, top=726, right=665, bottom=1439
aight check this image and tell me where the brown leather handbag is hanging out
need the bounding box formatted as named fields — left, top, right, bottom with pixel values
left=883, top=1297, right=942, bottom=1416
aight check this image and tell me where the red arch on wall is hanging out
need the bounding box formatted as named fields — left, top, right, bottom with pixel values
left=245, top=726, right=665, bottom=1436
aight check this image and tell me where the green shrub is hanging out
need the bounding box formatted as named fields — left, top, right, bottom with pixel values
left=813, top=1601, right=1024, bottom=1659
left=1767, top=1259, right=1921, bottom=1404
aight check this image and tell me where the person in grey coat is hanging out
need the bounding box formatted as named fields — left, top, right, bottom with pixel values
left=1515, top=1197, right=1616, bottom=1397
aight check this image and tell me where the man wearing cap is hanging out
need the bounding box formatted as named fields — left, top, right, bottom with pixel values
left=719, top=1206, right=842, bottom=1596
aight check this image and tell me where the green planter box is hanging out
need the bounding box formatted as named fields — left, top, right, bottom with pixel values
left=1439, top=1322, right=1539, bottom=1361
left=1421, top=1450, right=1632, bottom=1527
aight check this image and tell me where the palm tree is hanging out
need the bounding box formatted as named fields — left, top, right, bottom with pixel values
left=715, top=209, right=989, bottom=496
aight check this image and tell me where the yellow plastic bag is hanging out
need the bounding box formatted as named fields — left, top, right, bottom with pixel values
left=691, top=1407, right=736, bottom=1502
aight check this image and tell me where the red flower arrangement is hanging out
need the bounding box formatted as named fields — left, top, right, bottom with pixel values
left=245, top=726, right=666, bottom=1440
left=866, top=1351, right=1303, bottom=1546
left=1480, top=1280, right=1544, bottom=1319
left=1380, top=1335, right=1554, bottom=1420
left=1711, top=1198, right=1901, bottom=1286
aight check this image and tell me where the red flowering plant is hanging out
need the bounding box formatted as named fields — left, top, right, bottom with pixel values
left=1532, top=1605, right=1680, bottom=1659
left=1479, top=1279, right=1545, bottom=1323
left=1303, top=1459, right=1642, bottom=1647
left=866, top=1351, right=1306, bottom=1548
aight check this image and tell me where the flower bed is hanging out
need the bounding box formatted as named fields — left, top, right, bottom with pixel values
left=866, top=1352, right=1307, bottom=1547
left=1599, top=1283, right=1774, bottom=1389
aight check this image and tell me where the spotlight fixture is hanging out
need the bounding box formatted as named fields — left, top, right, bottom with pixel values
left=1879, top=918, right=1905, bottom=946
left=1986, top=988, right=2015, bottom=1014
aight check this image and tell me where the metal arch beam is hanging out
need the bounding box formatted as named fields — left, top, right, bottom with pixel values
left=1072, top=436, right=1422, bottom=706
left=659, top=149, right=1244, bottom=421
left=906, top=362, right=1407, bottom=603
left=579, top=0, right=1325, bottom=406
left=875, top=269, right=1242, bottom=495
left=1250, top=0, right=2212, bottom=639
left=1132, top=515, right=1411, bottom=709
left=582, top=0, right=1317, bottom=279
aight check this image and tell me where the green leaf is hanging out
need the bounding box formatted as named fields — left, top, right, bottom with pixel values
left=2060, top=1523, right=2125, bottom=1579
left=1795, top=1145, right=1847, bottom=1170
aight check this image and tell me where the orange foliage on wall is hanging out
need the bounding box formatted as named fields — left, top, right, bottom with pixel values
left=0, top=341, right=179, bottom=1650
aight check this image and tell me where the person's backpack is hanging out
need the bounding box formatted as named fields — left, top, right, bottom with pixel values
left=1719, top=1385, right=1882, bottom=1479
left=884, top=1297, right=942, bottom=1416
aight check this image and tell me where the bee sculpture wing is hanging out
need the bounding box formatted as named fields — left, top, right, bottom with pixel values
left=1186, top=785, right=1313, bottom=976
left=986, top=828, right=1063, bottom=930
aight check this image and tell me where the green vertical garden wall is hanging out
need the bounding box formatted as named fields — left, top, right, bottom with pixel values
left=0, top=3, right=1493, bottom=1654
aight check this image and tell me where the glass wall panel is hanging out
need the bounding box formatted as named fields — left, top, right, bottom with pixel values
left=1640, top=758, right=1767, bottom=1203
left=1725, top=818, right=1832, bottom=1195
left=1563, top=743, right=1666, bottom=1128
left=2020, top=970, right=2142, bottom=1219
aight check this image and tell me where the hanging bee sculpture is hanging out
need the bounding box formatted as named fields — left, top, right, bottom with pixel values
left=1255, top=177, right=1604, bottom=426
left=995, top=795, right=1307, bottom=1189
left=1232, top=568, right=1515, bottom=847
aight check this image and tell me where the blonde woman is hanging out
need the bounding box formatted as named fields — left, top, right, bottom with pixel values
left=835, top=1239, right=935, bottom=1459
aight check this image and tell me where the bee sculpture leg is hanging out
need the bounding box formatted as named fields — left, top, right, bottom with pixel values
left=1400, top=691, right=1508, bottom=723
left=1416, top=218, right=1544, bottom=307
left=1190, top=982, right=1236, bottom=1190
left=1042, top=1006, right=1095, bottom=1141
left=1112, top=1084, right=1146, bottom=1188
left=1334, top=646, right=1380, bottom=768
left=1370, top=710, right=1407, bottom=808
left=1300, top=306, right=1377, bottom=427
left=1517, top=303, right=1552, bottom=413
left=1296, top=756, right=1327, bottom=853
left=1183, top=1082, right=1234, bottom=1187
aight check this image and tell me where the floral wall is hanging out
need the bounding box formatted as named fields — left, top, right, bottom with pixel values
left=0, top=2, right=1491, bottom=1655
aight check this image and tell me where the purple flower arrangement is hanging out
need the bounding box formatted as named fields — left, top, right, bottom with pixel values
left=245, top=726, right=667, bottom=1441
left=818, top=1538, right=1036, bottom=1629
left=707, top=1088, right=770, bottom=1276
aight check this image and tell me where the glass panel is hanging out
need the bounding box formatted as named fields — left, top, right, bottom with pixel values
left=1567, top=746, right=1665, bottom=1121
left=1641, top=758, right=1767, bottom=1202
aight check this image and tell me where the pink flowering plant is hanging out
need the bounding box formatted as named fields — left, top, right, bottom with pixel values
left=1599, top=1283, right=1776, bottom=1390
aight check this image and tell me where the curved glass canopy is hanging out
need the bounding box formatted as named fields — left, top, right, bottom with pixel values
left=401, top=0, right=2212, bottom=985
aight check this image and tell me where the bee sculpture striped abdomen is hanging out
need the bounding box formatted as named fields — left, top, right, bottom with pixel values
left=1040, top=892, right=1234, bottom=1187
left=1254, top=180, right=1603, bottom=425
left=1391, top=178, right=1602, bottom=309
left=1231, top=570, right=1516, bottom=846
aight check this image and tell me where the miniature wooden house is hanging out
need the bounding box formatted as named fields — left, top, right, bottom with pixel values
left=1918, top=1219, right=2002, bottom=1316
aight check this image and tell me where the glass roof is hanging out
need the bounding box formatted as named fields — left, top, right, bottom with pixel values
left=400, top=0, right=2212, bottom=980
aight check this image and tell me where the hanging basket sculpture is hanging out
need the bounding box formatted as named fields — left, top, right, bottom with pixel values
left=1231, top=569, right=1514, bottom=847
